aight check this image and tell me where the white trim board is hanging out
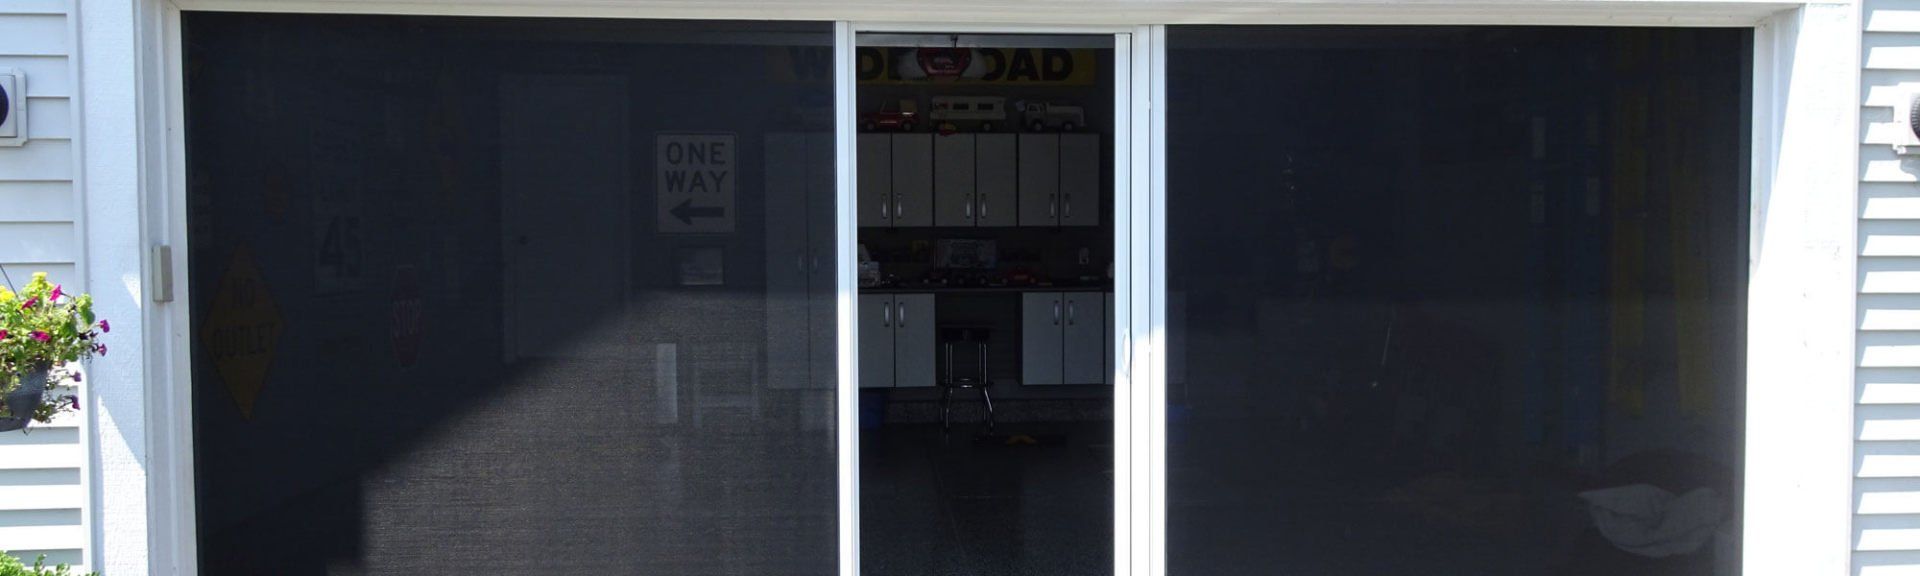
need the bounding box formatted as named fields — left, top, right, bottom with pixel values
left=168, top=0, right=1796, bottom=26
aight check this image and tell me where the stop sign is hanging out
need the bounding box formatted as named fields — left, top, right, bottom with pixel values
left=391, top=266, right=422, bottom=367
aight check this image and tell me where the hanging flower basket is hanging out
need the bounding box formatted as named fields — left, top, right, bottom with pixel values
left=0, top=367, right=48, bottom=432
left=0, top=272, right=107, bottom=432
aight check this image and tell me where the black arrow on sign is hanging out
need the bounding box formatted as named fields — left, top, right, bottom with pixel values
left=670, top=198, right=726, bottom=225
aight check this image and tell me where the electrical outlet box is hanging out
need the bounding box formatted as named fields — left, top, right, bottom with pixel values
left=1898, top=90, right=1920, bottom=156
left=0, top=69, right=24, bottom=147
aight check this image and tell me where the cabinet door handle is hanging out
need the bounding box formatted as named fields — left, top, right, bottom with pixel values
left=899, top=301, right=908, bottom=327
left=1068, top=300, right=1076, bottom=325
left=880, top=195, right=890, bottom=219
left=1049, top=194, right=1058, bottom=218
left=1063, top=194, right=1072, bottom=220
left=965, top=195, right=973, bottom=219
left=1053, top=300, right=1061, bottom=325
left=979, top=196, right=988, bottom=220
left=882, top=301, right=892, bottom=327
left=797, top=254, right=807, bottom=272
left=895, top=193, right=905, bottom=219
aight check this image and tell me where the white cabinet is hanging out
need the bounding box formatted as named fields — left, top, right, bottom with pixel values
left=1058, top=134, right=1101, bottom=227
left=1017, top=134, right=1059, bottom=226
left=860, top=134, right=933, bottom=228
left=1062, top=292, right=1105, bottom=384
left=890, top=134, right=934, bottom=227
left=1021, top=292, right=1065, bottom=385
left=935, top=134, right=1019, bottom=228
left=858, top=134, right=891, bottom=228
left=1017, top=133, right=1101, bottom=227
left=766, top=133, right=837, bottom=390
left=934, top=134, right=977, bottom=227
left=1023, top=291, right=1112, bottom=385
left=975, top=134, right=1018, bottom=227
left=860, top=293, right=936, bottom=388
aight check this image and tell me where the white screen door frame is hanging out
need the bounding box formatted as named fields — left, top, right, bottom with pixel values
left=832, top=23, right=1165, bottom=576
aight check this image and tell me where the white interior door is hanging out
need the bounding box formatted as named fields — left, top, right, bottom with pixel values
left=500, top=74, right=631, bottom=361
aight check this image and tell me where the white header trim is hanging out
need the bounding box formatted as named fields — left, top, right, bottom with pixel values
left=172, top=0, right=1796, bottom=27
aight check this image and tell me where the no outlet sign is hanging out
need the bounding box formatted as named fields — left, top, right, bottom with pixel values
left=656, top=133, right=736, bottom=234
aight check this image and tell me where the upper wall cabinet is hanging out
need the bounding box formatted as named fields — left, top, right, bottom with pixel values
left=935, top=133, right=1019, bottom=228
left=1018, top=133, right=1100, bottom=227
left=860, top=133, right=933, bottom=228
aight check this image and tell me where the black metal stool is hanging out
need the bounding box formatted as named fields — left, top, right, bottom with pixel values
left=939, top=327, right=994, bottom=433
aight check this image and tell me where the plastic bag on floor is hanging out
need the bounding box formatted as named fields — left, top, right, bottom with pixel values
left=1578, top=483, right=1725, bottom=558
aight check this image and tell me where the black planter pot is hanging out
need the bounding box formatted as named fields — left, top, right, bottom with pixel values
left=0, top=369, right=50, bottom=432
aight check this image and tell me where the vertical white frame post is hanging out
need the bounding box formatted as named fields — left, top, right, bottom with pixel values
left=1112, top=28, right=1138, bottom=576
left=1143, top=24, right=1167, bottom=576
left=832, top=20, right=860, bottom=576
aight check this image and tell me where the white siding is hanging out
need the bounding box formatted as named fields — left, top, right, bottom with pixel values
left=0, top=0, right=86, bottom=569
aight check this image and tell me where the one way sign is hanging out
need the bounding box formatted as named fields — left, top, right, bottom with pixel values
left=656, top=133, right=736, bottom=234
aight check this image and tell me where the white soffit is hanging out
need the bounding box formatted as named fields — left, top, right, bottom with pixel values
left=173, top=0, right=1800, bottom=27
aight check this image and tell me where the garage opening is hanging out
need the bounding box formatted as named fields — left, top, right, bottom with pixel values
left=1163, top=27, right=1750, bottom=575
left=854, top=32, right=1119, bottom=576
left=183, top=14, right=841, bottom=574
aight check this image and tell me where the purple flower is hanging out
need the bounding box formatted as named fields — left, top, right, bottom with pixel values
left=94, top=344, right=106, bottom=356
left=65, top=396, right=78, bottom=411
left=68, top=372, right=80, bottom=383
left=48, top=285, right=62, bottom=302
left=30, top=331, right=49, bottom=342
left=99, top=320, right=109, bottom=334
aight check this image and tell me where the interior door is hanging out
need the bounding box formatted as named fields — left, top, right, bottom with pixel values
left=500, top=74, right=630, bottom=360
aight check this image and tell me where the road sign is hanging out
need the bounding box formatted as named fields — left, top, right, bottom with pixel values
left=201, top=247, right=283, bottom=419
left=656, top=133, right=735, bottom=234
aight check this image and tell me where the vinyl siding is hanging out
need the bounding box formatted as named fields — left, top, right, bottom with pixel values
left=0, top=0, right=86, bottom=569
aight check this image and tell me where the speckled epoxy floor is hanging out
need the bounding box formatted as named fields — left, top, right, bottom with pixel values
left=860, top=421, right=1114, bottom=576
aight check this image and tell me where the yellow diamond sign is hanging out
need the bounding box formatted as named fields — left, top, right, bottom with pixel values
left=202, top=247, right=283, bottom=419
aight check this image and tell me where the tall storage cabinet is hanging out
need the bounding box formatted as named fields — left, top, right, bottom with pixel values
left=765, top=133, right=836, bottom=390
left=860, top=293, right=936, bottom=388
left=1058, top=134, right=1101, bottom=227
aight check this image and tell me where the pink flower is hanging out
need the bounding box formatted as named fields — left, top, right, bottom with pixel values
left=94, top=344, right=106, bottom=356
left=29, top=331, right=49, bottom=342
left=99, top=320, right=109, bottom=334
left=20, top=297, right=36, bottom=309
left=48, top=285, right=61, bottom=302
left=0, top=330, right=8, bottom=340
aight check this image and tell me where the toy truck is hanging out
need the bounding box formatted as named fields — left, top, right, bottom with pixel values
left=1019, top=101, right=1086, bottom=132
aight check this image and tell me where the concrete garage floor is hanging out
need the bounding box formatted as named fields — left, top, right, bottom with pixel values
left=861, top=422, right=1114, bottom=576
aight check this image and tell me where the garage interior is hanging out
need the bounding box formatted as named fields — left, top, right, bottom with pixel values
left=1163, top=27, right=1749, bottom=576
